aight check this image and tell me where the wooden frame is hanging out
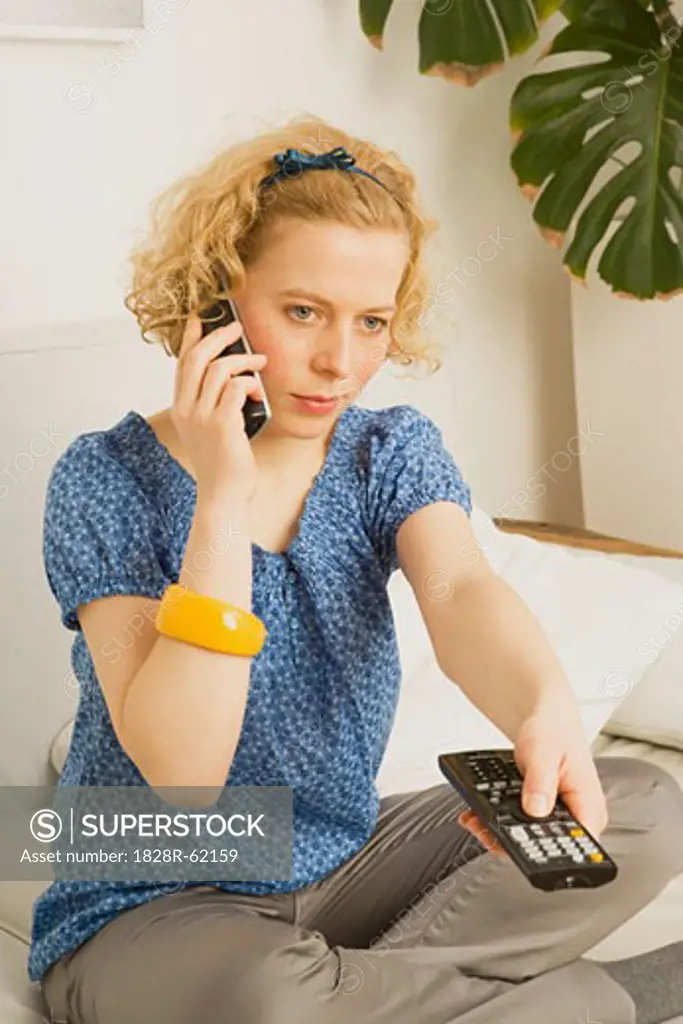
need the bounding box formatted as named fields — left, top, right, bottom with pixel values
left=493, top=518, right=683, bottom=560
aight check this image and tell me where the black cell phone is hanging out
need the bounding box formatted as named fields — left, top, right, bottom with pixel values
left=199, top=298, right=271, bottom=439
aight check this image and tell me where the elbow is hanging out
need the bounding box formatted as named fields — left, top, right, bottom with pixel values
left=149, top=781, right=226, bottom=810
left=121, top=733, right=230, bottom=809
left=142, top=759, right=228, bottom=809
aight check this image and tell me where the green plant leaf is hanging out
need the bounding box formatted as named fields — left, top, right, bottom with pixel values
left=359, top=0, right=395, bottom=49
left=418, top=0, right=566, bottom=86
left=561, top=0, right=651, bottom=24
left=510, top=2, right=683, bottom=298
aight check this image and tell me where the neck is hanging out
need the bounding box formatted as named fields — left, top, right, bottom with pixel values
left=153, top=405, right=343, bottom=482
left=249, top=420, right=334, bottom=477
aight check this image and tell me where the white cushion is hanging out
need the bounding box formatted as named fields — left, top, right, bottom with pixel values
left=596, top=553, right=683, bottom=750
left=377, top=506, right=683, bottom=795
left=0, top=929, right=49, bottom=1022
left=604, top=640, right=683, bottom=750
left=49, top=720, right=73, bottom=777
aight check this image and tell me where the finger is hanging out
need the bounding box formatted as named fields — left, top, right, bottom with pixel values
left=560, top=763, right=608, bottom=839
left=174, top=316, right=203, bottom=405
left=197, top=357, right=266, bottom=415
left=471, top=825, right=506, bottom=857
left=179, top=314, right=203, bottom=358
left=458, top=811, right=506, bottom=857
left=176, top=330, right=261, bottom=413
left=520, top=745, right=561, bottom=819
left=217, top=372, right=266, bottom=417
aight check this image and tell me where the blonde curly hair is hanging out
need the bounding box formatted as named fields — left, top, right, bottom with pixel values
left=124, top=114, right=443, bottom=375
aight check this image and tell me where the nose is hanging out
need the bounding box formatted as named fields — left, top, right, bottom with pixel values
left=311, top=322, right=357, bottom=382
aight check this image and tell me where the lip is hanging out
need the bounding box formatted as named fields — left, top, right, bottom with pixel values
left=292, top=393, right=339, bottom=414
left=293, top=393, right=337, bottom=401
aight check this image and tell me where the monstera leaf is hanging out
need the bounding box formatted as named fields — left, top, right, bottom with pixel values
left=358, top=0, right=683, bottom=299
left=360, top=0, right=566, bottom=84
left=511, top=0, right=683, bottom=298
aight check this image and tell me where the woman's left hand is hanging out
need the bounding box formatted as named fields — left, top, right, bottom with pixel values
left=457, top=704, right=609, bottom=858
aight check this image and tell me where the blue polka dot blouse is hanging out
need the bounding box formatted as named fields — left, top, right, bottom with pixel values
left=28, top=402, right=472, bottom=983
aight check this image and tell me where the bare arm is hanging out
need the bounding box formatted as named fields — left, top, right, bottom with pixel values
left=120, top=496, right=254, bottom=793
left=77, top=495, right=255, bottom=807
left=76, top=314, right=268, bottom=805
left=397, top=501, right=581, bottom=742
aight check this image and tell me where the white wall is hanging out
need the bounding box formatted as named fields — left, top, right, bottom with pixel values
left=565, top=0, right=683, bottom=553
left=0, top=0, right=580, bottom=512
left=572, top=280, right=683, bottom=551
left=0, top=0, right=579, bottom=783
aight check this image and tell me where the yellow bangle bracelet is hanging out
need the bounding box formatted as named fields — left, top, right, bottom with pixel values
left=155, top=584, right=267, bottom=657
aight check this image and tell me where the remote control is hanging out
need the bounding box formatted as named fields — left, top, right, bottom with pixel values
left=438, top=749, right=618, bottom=891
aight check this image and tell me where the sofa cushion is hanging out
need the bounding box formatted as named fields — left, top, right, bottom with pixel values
left=0, top=928, right=49, bottom=1022
left=596, top=552, right=683, bottom=751
left=470, top=507, right=683, bottom=739
left=0, top=882, right=49, bottom=948
left=49, top=722, right=72, bottom=779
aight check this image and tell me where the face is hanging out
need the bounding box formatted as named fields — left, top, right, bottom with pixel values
left=231, top=217, right=410, bottom=439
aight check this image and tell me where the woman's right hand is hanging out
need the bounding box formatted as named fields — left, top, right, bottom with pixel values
left=170, top=313, right=268, bottom=507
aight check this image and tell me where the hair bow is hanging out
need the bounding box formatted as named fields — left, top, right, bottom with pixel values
left=273, top=146, right=357, bottom=176
left=258, top=145, right=390, bottom=193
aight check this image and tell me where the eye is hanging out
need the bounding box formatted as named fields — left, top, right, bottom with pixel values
left=363, top=315, right=389, bottom=333
left=288, top=304, right=316, bottom=322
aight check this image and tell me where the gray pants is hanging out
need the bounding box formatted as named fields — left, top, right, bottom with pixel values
left=42, top=756, right=683, bottom=1024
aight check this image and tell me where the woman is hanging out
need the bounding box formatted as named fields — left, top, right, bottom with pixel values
left=33, top=115, right=683, bottom=1024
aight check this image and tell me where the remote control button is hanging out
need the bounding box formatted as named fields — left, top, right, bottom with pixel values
left=588, top=852, right=604, bottom=863
left=569, top=828, right=584, bottom=837
left=509, top=826, right=529, bottom=842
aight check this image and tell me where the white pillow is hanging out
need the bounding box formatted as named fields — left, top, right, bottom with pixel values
left=377, top=506, right=683, bottom=796
left=50, top=719, right=73, bottom=776
left=603, top=642, right=683, bottom=750
left=598, top=552, right=683, bottom=750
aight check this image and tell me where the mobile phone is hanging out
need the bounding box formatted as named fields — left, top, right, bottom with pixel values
left=199, top=298, right=271, bottom=439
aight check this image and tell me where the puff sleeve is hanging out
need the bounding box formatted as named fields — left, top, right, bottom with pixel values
left=42, top=436, right=169, bottom=631
left=366, top=405, right=472, bottom=575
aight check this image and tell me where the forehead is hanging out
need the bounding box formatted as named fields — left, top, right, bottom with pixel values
left=251, top=218, right=410, bottom=303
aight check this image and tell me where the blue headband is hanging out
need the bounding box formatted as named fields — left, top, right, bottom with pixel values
left=258, top=146, right=390, bottom=193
